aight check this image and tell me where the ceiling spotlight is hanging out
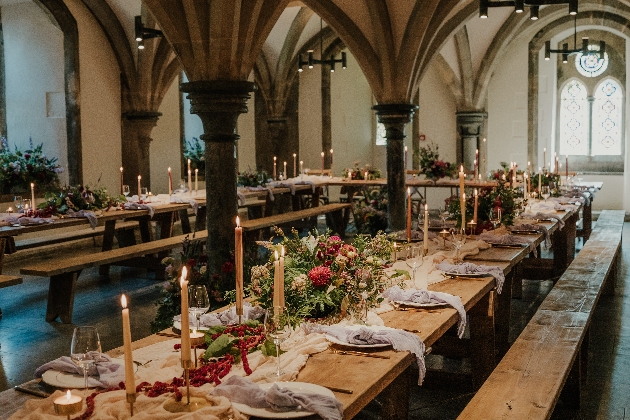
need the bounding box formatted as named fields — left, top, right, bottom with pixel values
left=134, top=16, right=163, bottom=50
left=545, top=41, right=550, bottom=60
left=530, top=6, right=539, bottom=20
left=569, top=0, right=578, bottom=15
left=515, top=0, right=524, bottom=13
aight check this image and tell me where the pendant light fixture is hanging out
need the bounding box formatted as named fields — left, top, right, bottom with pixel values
left=480, top=0, right=577, bottom=19
left=544, top=15, right=605, bottom=63
left=298, top=17, right=347, bottom=73
left=135, top=16, right=163, bottom=50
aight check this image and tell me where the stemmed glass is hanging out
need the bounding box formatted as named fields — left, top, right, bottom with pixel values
left=70, top=326, right=102, bottom=391
left=405, top=244, right=424, bottom=289
left=451, top=228, right=467, bottom=264
left=489, top=209, right=501, bottom=230
left=13, top=196, right=22, bottom=212
left=188, top=285, right=210, bottom=330
left=264, top=307, right=291, bottom=377
left=541, top=185, right=550, bottom=201
left=439, top=205, right=450, bottom=228
left=140, top=187, right=148, bottom=201
left=122, top=185, right=130, bottom=197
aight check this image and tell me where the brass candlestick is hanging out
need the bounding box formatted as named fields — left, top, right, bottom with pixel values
left=190, top=334, right=205, bottom=368
left=126, top=393, right=136, bottom=416
left=439, top=228, right=450, bottom=249
left=163, top=359, right=209, bottom=413
left=467, top=221, right=477, bottom=236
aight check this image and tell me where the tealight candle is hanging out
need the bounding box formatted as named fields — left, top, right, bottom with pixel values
left=54, top=390, right=83, bottom=417
left=6, top=207, right=12, bottom=214
left=190, top=328, right=205, bottom=346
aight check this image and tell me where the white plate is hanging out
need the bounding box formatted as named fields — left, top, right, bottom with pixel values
left=325, top=325, right=395, bottom=349
left=172, top=321, right=210, bottom=332
left=393, top=300, right=447, bottom=308
left=231, top=382, right=335, bottom=419
left=41, top=361, right=124, bottom=389
left=444, top=272, right=490, bottom=278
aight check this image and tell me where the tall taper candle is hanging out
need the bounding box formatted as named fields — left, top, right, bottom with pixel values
left=137, top=176, right=141, bottom=198
left=30, top=183, right=35, bottom=209
left=273, top=157, right=277, bottom=180
left=407, top=188, right=412, bottom=242
left=180, top=267, right=191, bottom=362
left=195, top=169, right=198, bottom=193
left=565, top=155, right=569, bottom=179
left=538, top=169, right=542, bottom=196
left=461, top=193, right=466, bottom=228
left=321, top=151, right=325, bottom=173
left=283, top=161, right=287, bottom=179
left=120, top=295, right=136, bottom=399
left=279, top=246, right=285, bottom=307
left=120, top=167, right=124, bottom=195
left=300, top=160, right=304, bottom=177
left=543, top=148, right=547, bottom=171
left=404, top=146, right=408, bottom=170
left=423, top=204, right=429, bottom=254
left=235, top=217, right=243, bottom=316
left=273, top=251, right=280, bottom=308
left=329, top=149, right=333, bottom=176
left=293, top=154, right=297, bottom=178
left=168, top=167, right=173, bottom=196
left=459, top=165, right=465, bottom=201
left=475, top=149, right=479, bottom=179
left=188, top=169, right=192, bottom=192
left=473, top=189, right=478, bottom=224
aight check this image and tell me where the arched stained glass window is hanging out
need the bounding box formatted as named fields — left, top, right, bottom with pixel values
left=559, top=80, right=588, bottom=156
left=592, top=79, right=623, bottom=155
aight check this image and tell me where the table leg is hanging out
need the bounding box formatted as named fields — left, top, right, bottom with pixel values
left=552, top=212, right=578, bottom=278
left=179, top=209, right=192, bottom=234
left=99, top=220, right=116, bottom=276
left=469, top=291, right=496, bottom=389
left=154, top=212, right=175, bottom=240
left=0, top=237, right=8, bottom=275
left=194, top=207, right=207, bottom=231
left=378, top=364, right=411, bottom=419
left=497, top=270, right=514, bottom=358
left=47, top=271, right=81, bottom=324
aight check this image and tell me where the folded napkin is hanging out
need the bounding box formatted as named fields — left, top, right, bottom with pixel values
left=309, top=325, right=426, bottom=385
left=5, top=216, right=54, bottom=225
left=435, top=261, right=505, bottom=294
left=173, top=302, right=266, bottom=328
left=66, top=209, right=98, bottom=229
left=477, top=232, right=534, bottom=254
left=431, top=239, right=491, bottom=263
left=173, top=187, right=189, bottom=194
left=295, top=179, right=316, bottom=192
left=382, top=286, right=466, bottom=338
left=268, top=181, right=296, bottom=195
left=35, top=353, right=124, bottom=388
left=246, top=186, right=274, bottom=201
left=521, top=211, right=564, bottom=229
left=510, top=223, right=550, bottom=247
left=213, top=375, right=343, bottom=420
left=170, top=195, right=199, bottom=215
left=566, top=189, right=591, bottom=205
left=123, top=202, right=155, bottom=217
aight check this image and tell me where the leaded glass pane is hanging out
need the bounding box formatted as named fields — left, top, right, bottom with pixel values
left=376, top=122, right=387, bottom=146
left=559, top=80, right=588, bottom=156
left=592, top=79, right=623, bottom=155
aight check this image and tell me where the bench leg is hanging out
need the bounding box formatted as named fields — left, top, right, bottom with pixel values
left=602, top=252, right=618, bottom=296
left=511, top=261, right=523, bottom=300
left=179, top=209, right=192, bottom=234
left=469, top=291, right=496, bottom=389
left=47, top=271, right=81, bottom=324
left=195, top=207, right=207, bottom=231
left=99, top=221, right=117, bottom=276
left=560, top=335, right=587, bottom=409
left=325, top=210, right=346, bottom=238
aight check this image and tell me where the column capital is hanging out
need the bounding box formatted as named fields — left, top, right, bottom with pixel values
left=181, top=81, right=256, bottom=143
left=122, top=111, right=162, bottom=121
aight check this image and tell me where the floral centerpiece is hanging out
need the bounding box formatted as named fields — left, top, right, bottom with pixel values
left=414, top=143, right=456, bottom=180
left=529, top=172, right=561, bottom=192
left=36, top=185, right=124, bottom=216
left=489, top=162, right=524, bottom=182
left=183, top=137, right=205, bottom=175
left=343, top=162, right=381, bottom=180
left=0, top=137, right=63, bottom=194
left=248, top=228, right=401, bottom=323
left=353, top=187, right=389, bottom=235
left=237, top=169, right=271, bottom=187
left=447, top=183, right=516, bottom=231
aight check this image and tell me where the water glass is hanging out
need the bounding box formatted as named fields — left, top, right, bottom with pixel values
left=451, top=228, right=467, bottom=264
left=122, top=185, right=130, bottom=197
left=13, top=196, right=22, bottom=211
left=70, top=326, right=102, bottom=390
left=188, top=285, right=210, bottom=330
left=264, top=307, right=291, bottom=377
left=405, top=244, right=424, bottom=289
left=140, top=187, right=148, bottom=201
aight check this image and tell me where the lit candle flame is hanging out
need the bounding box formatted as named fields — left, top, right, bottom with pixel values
left=281, top=246, right=285, bottom=257
left=121, top=294, right=127, bottom=309
left=66, top=390, right=71, bottom=402
left=425, top=204, right=428, bottom=211
left=236, top=216, right=240, bottom=228
left=120, top=167, right=123, bottom=172
left=407, top=187, right=411, bottom=196
left=274, top=250, right=279, bottom=261
left=168, top=167, right=171, bottom=172
left=180, top=266, right=187, bottom=286
left=138, top=175, right=141, bottom=180
left=30, top=183, right=34, bottom=188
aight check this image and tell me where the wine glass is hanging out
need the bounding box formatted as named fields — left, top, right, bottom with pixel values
left=122, top=185, right=130, bottom=197
left=439, top=205, right=450, bottom=228
left=405, top=244, right=424, bottom=289
left=13, top=196, right=22, bottom=212
left=451, top=228, right=467, bottom=264
left=140, top=187, right=148, bottom=201
left=70, top=326, right=102, bottom=391
left=489, top=209, right=501, bottom=230
left=264, top=307, right=291, bottom=377
left=188, top=285, right=210, bottom=330
left=541, top=185, right=550, bottom=201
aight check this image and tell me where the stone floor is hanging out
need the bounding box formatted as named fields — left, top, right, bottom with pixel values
left=0, top=223, right=628, bottom=419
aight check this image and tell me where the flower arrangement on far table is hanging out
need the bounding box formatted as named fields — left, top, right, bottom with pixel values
left=248, top=228, right=402, bottom=323
left=447, top=182, right=516, bottom=232
left=353, top=187, right=389, bottom=235
left=183, top=137, right=205, bottom=174
left=529, top=171, right=561, bottom=192
left=489, top=162, right=524, bottom=182
left=0, top=137, right=63, bottom=194
left=36, top=185, right=125, bottom=216
left=414, top=143, right=456, bottom=180
left=343, top=162, right=381, bottom=180
left=237, top=169, right=271, bottom=187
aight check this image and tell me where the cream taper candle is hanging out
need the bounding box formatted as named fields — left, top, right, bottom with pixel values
left=235, top=217, right=243, bottom=316
left=180, top=267, right=191, bottom=362
left=120, top=295, right=136, bottom=398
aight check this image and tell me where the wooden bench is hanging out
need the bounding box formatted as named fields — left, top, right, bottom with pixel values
left=0, top=274, right=23, bottom=317
left=240, top=203, right=351, bottom=241
left=458, top=209, right=625, bottom=419
left=20, top=231, right=208, bottom=324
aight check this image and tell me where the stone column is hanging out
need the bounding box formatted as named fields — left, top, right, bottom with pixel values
left=267, top=117, right=287, bottom=172
left=181, top=80, right=255, bottom=276
left=121, top=111, right=161, bottom=189
left=372, top=104, right=417, bottom=232
left=456, top=111, right=487, bottom=172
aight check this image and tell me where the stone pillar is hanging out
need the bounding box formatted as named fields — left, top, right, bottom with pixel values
left=267, top=117, right=287, bottom=173
left=456, top=111, right=487, bottom=172
left=372, top=104, right=417, bottom=232
left=121, top=111, right=161, bottom=189
left=181, top=80, right=255, bottom=276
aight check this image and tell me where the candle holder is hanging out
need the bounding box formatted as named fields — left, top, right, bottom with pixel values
left=54, top=393, right=83, bottom=420
left=126, top=393, right=136, bottom=416
left=467, top=221, right=477, bottom=236
left=190, top=333, right=205, bottom=368
left=163, top=360, right=209, bottom=413
left=439, top=228, right=450, bottom=249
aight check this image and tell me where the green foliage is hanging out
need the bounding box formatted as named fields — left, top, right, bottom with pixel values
left=0, top=138, right=63, bottom=194
left=414, top=143, right=457, bottom=180
left=183, top=137, right=205, bottom=174
left=38, top=185, right=125, bottom=215
left=353, top=187, right=388, bottom=235
left=448, top=183, right=517, bottom=230
left=237, top=169, right=271, bottom=187
left=342, top=162, right=381, bottom=179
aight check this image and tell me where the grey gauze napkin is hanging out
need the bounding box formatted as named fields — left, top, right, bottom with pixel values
left=173, top=302, right=265, bottom=327
left=435, top=261, right=505, bottom=294
left=521, top=211, right=564, bottom=229
left=382, top=286, right=466, bottom=338
left=123, top=202, right=155, bottom=217
left=34, top=353, right=124, bottom=388
left=6, top=216, right=54, bottom=225
left=478, top=232, right=534, bottom=255
left=309, top=325, right=426, bottom=385
left=66, top=209, right=98, bottom=229
left=170, top=196, right=199, bottom=214
left=213, top=375, right=343, bottom=420
left=510, top=223, right=550, bottom=247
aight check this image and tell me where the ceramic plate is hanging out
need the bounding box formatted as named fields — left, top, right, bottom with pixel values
left=172, top=321, right=210, bottom=332
left=41, top=361, right=124, bottom=389
left=444, top=272, right=490, bottom=278
left=231, top=382, right=335, bottom=418
left=325, top=325, right=394, bottom=349
left=393, top=301, right=448, bottom=308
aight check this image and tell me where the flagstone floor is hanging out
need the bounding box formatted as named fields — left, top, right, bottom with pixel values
left=0, top=222, right=628, bottom=419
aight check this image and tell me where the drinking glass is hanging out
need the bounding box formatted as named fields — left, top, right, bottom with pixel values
left=13, top=196, right=22, bottom=212
left=541, top=185, right=550, bottom=201
left=188, top=285, right=210, bottom=330
left=122, top=185, right=130, bottom=197
left=264, top=307, right=291, bottom=377
left=140, top=187, right=148, bottom=201
left=438, top=205, right=450, bottom=228
left=405, top=244, right=424, bottom=289
left=451, top=228, right=467, bottom=264
left=489, top=209, right=501, bottom=230
left=70, top=326, right=102, bottom=390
